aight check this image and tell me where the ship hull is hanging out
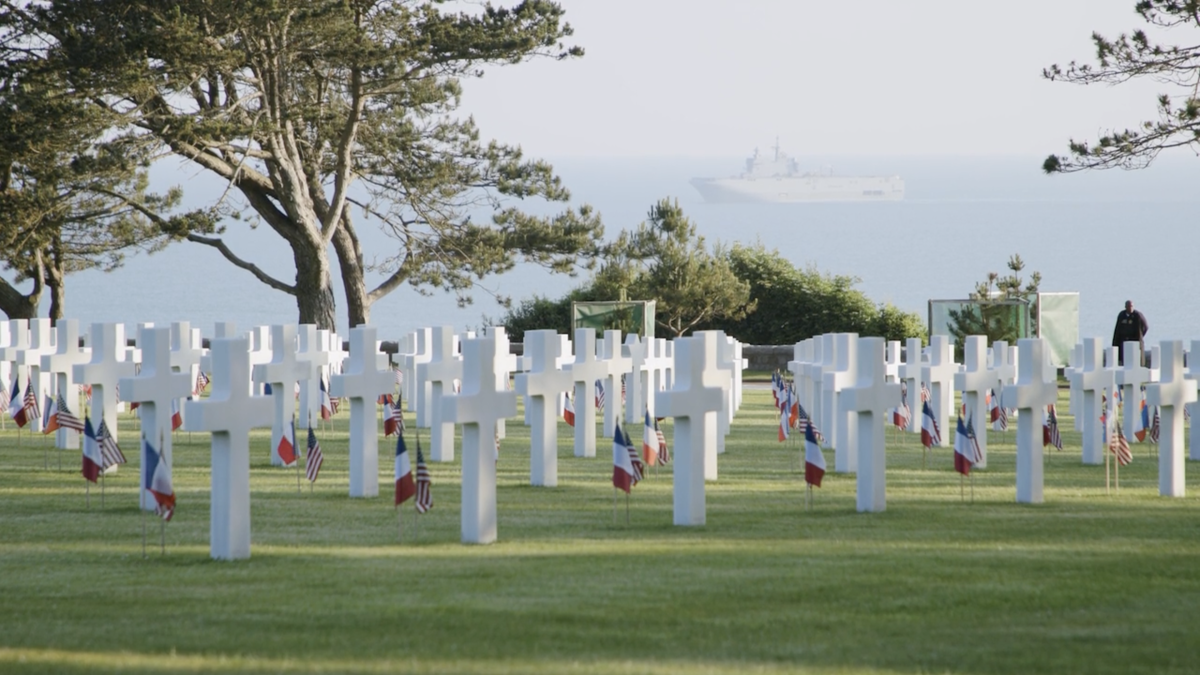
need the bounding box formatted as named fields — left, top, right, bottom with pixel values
left=690, top=176, right=905, bottom=203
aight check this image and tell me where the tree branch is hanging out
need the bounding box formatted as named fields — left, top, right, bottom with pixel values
left=185, top=233, right=296, bottom=295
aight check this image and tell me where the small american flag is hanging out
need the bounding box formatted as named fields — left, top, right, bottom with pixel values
left=595, top=380, right=605, bottom=412
left=415, top=439, right=432, bottom=514
left=81, top=384, right=92, bottom=404
left=394, top=366, right=404, bottom=388
left=654, top=417, right=670, bottom=465
left=1110, top=425, right=1133, bottom=466
left=920, top=382, right=931, bottom=404
left=0, top=380, right=9, bottom=414
left=1043, top=404, right=1063, bottom=451
left=305, top=425, right=324, bottom=483
left=23, top=380, right=39, bottom=422
left=1149, top=405, right=1161, bottom=444
left=624, top=429, right=643, bottom=485
left=55, top=393, right=85, bottom=433
left=194, top=370, right=210, bottom=397
left=97, top=419, right=126, bottom=468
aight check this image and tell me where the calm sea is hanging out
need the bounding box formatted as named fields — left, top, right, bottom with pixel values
left=57, top=154, right=1200, bottom=346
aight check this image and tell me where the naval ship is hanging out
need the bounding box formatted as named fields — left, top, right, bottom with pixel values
left=689, top=142, right=904, bottom=203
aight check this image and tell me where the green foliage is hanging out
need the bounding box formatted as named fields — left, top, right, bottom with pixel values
left=947, top=254, right=1041, bottom=358
left=2, top=0, right=602, bottom=327
left=1043, top=2, right=1200, bottom=173
left=709, top=243, right=925, bottom=344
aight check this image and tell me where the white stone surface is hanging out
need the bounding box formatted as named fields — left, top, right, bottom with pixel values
left=42, top=319, right=90, bottom=450
left=1065, top=343, right=1083, bottom=431
left=515, top=330, right=571, bottom=487
left=898, top=337, right=925, bottom=434
left=119, top=327, right=192, bottom=511
left=74, top=323, right=135, bottom=449
left=622, top=334, right=647, bottom=426
left=1186, top=341, right=1200, bottom=461
left=184, top=337, right=273, bottom=560
left=252, top=325, right=308, bottom=467
left=330, top=326, right=394, bottom=497
left=655, top=332, right=729, bottom=526
left=1116, top=341, right=1151, bottom=444
left=20, top=319, right=56, bottom=433
left=824, top=333, right=859, bottom=473
left=841, top=337, right=901, bottom=513
left=442, top=334, right=518, bottom=544
left=566, top=329, right=608, bottom=458
left=921, top=335, right=956, bottom=448
left=955, top=336, right=992, bottom=469
left=296, top=324, right=329, bottom=428
left=599, top=330, right=633, bottom=438
left=418, top=326, right=462, bottom=462
left=1145, top=341, right=1196, bottom=497
left=817, top=334, right=839, bottom=449
left=404, top=327, right=432, bottom=413
left=1078, top=338, right=1109, bottom=466
left=1004, top=339, right=1057, bottom=504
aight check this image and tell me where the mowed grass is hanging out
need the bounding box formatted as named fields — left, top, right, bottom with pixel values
left=1, top=389, right=1199, bottom=675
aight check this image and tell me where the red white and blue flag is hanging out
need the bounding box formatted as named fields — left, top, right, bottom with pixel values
left=1134, top=399, right=1150, bottom=443
left=305, top=425, right=324, bottom=483
left=394, top=432, right=416, bottom=505
left=41, top=394, right=59, bottom=435
left=654, top=417, right=670, bottom=466
left=921, top=400, right=941, bottom=448
left=563, top=392, right=575, bottom=427
left=8, top=379, right=24, bottom=427
left=170, top=399, right=183, bottom=431
left=1043, top=404, right=1063, bottom=451
left=81, top=416, right=104, bottom=483
left=1149, top=405, right=1161, bottom=444
left=55, top=393, right=85, bottom=433
left=319, top=376, right=333, bottom=420
left=612, top=423, right=635, bottom=494
left=643, top=410, right=658, bottom=467
left=595, top=380, right=605, bottom=413
left=804, top=419, right=826, bottom=487
left=143, top=435, right=175, bottom=521
left=953, top=415, right=975, bottom=476
left=415, top=438, right=432, bottom=514
left=277, top=419, right=296, bottom=466
left=97, top=419, right=126, bottom=469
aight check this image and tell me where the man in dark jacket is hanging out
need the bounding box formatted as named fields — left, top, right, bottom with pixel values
left=1112, top=300, right=1148, bottom=366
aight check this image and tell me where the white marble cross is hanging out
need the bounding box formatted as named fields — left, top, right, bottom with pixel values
left=170, top=321, right=205, bottom=429
left=1004, top=339, right=1058, bottom=504
left=246, top=326, right=272, bottom=396
left=0, top=320, right=30, bottom=412
left=715, top=332, right=739, bottom=457
left=1185, top=340, right=1200, bottom=461
left=515, top=330, right=571, bottom=487
left=825, top=333, right=859, bottom=472
left=1065, top=343, right=1083, bottom=431
left=485, top=326, right=518, bottom=439
left=841, top=337, right=901, bottom=513
left=418, top=326, right=462, bottom=462
left=955, top=336, right=993, bottom=469
left=252, top=324, right=308, bottom=466
left=787, top=338, right=813, bottom=411
left=184, top=337, right=274, bottom=560
left=898, top=337, right=925, bottom=434
left=119, top=327, right=192, bottom=511
left=20, top=319, right=56, bottom=433
left=198, top=322, right=237, bottom=378
left=884, top=341, right=902, bottom=383
left=42, top=319, right=90, bottom=450
left=0, top=322, right=10, bottom=399
left=330, top=326, right=394, bottom=498
left=817, top=334, right=840, bottom=448
left=921, top=335, right=956, bottom=447
left=622, top=334, right=647, bottom=426
left=1116, top=341, right=1151, bottom=443
left=987, top=340, right=1017, bottom=421
left=296, top=324, right=329, bottom=428
left=1077, top=338, right=1110, bottom=465
left=655, top=332, right=730, bottom=526
left=566, top=328, right=608, bottom=458
left=1145, top=340, right=1196, bottom=497
left=442, top=334, right=518, bottom=544
left=73, top=323, right=136, bottom=449
left=405, top=328, right=432, bottom=414
left=599, top=330, right=633, bottom=438
left=642, top=337, right=671, bottom=417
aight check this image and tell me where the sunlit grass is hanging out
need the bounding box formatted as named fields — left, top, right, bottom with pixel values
left=1, top=388, right=1197, bottom=675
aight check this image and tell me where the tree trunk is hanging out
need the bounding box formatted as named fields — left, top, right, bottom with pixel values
left=332, top=216, right=370, bottom=328
left=46, top=240, right=65, bottom=323
left=292, top=237, right=338, bottom=331
left=0, top=279, right=39, bottom=320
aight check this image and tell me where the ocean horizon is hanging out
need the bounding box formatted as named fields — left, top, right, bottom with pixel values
left=42, top=153, right=1200, bottom=347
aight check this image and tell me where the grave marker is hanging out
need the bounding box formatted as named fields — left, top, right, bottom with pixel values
left=1004, top=339, right=1058, bottom=504
left=42, top=319, right=90, bottom=450
left=1116, top=341, right=1151, bottom=443
left=73, top=323, right=136, bottom=449
left=330, top=326, right=394, bottom=497
left=515, top=330, right=571, bottom=487
left=921, top=335, right=956, bottom=447
left=824, top=333, right=859, bottom=472
left=1145, top=341, right=1196, bottom=497
left=566, top=329, right=608, bottom=458
left=418, top=326, right=462, bottom=462
left=252, top=325, right=308, bottom=466
left=898, top=337, right=925, bottom=434
left=1077, top=338, right=1109, bottom=465
left=599, top=330, right=633, bottom=438
left=955, top=336, right=993, bottom=469
left=841, top=337, right=901, bottom=512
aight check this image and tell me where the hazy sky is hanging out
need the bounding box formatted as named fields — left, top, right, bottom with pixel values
left=461, top=0, right=1171, bottom=157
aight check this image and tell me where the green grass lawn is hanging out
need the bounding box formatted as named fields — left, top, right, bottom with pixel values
left=1, top=389, right=1198, bottom=675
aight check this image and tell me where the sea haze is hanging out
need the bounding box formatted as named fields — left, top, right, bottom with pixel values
left=53, top=154, right=1200, bottom=345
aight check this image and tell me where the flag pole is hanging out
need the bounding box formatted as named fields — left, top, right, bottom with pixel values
left=1115, top=452, right=1120, bottom=493
left=970, top=472, right=975, bottom=504
left=612, top=487, right=617, bottom=524
left=625, top=491, right=630, bottom=525
left=960, top=473, right=964, bottom=502
left=86, top=476, right=90, bottom=510
left=294, top=413, right=301, bottom=495
left=1105, top=443, right=1111, bottom=495
left=159, top=428, right=166, bottom=556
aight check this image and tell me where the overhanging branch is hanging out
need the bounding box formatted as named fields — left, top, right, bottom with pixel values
left=185, top=233, right=296, bottom=295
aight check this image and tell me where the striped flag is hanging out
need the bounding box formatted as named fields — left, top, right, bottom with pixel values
left=1109, top=424, right=1133, bottom=466
left=42, top=394, right=59, bottom=435
left=414, top=438, right=432, bottom=514
left=81, top=417, right=103, bottom=483
left=194, top=370, right=210, bottom=397
left=319, top=376, right=332, bottom=420
left=394, top=432, right=415, bottom=505
left=612, top=423, right=635, bottom=493
left=797, top=403, right=823, bottom=445
left=1043, top=404, right=1063, bottom=451
left=804, top=419, right=826, bottom=487
left=55, top=393, right=85, bottom=433
left=920, top=382, right=931, bottom=404
left=965, top=414, right=983, bottom=464
left=642, top=410, right=658, bottom=467
left=305, top=425, right=324, bottom=483
left=990, top=389, right=1008, bottom=431
left=778, top=407, right=790, bottom=442
left=97, top=420, right=126, bottom=469
left=624, top=423, right=643, bottom=485
left=143, top=435, right=175, bottom=521
left=563, top=392, right=575, bottom=427
left=1149, top=405, right=1161, bottom=444
left=8, top=379, right=25, bottom=427
left=0, top=379, right=9, bottom=414
left=383, top=401, right=400, bottom=436
left=23, top=380, right=39, bottom=426
left=953, top=415, right=973, bottom=476
left=595, top=380, right=605, bottom=413
left=654, top=417, right=670, bottom=466
left=921, top=400, right=941, bottom=448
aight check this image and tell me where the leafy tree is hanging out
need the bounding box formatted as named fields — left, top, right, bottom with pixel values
left=0, top=52, right=203, bottom=320
left=710, top=243, right=924, bottom=345
left=2, top=0, right=603, bottom=329
left=946, top=254, right=1041, bottom=358
left=1043, top=1, right=1200, bottom=173
left=601, top=199, right=752, bottom=338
